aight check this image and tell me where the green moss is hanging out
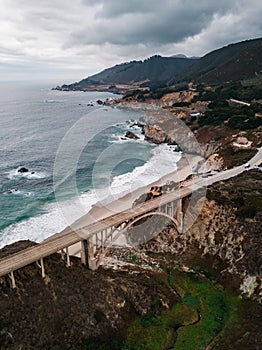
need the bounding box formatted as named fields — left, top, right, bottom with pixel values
left=169, top=272, right=232, bottom=350
left=127, top=303, right=199, bottom=350
left=182, top=294, right=199, bottom=309
left=126, top=269, right=242, bottom=350
left=84, top=335, right=123, bottom=350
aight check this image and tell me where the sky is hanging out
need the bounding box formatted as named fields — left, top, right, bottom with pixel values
left=0, top=0, right=261, bottom=83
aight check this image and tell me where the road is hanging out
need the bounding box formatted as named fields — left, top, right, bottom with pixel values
left=0, top=147, right=261, bottom=278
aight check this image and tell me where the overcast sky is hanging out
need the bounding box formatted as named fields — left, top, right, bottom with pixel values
left=0, top=0, right=261, bottom=83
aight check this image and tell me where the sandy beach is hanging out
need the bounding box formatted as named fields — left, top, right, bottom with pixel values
left=58, top=152, right=204, bottom=256
left=87, top=153, right=203, bottom=221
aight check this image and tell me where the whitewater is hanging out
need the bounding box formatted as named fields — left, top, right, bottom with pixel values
left=0, top=82, right=181, bottom=248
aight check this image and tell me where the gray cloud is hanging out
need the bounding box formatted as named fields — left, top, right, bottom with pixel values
left=83, top=0, right=159, bottom=17
left=0, top=0, right=261, bottom=81
left=72, top=0, right=234, bottom=46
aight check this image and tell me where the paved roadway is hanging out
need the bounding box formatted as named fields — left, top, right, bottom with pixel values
left=0, top=147, right=261, bottom=278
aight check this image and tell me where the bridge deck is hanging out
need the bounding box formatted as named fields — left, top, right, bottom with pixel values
left=0, top=184, right=197, bottom=277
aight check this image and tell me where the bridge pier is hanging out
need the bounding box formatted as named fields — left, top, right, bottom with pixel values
left=36, top=258, right=46, bottom=278
left=81, top=240, right=88, bottom=266
left=88, top=239, right=97, bottom=271
left=40, top=258, right=45, bottom=278
left=9, top=271, right=16, bottom=288
left=176, top=198, right=184, bottom=233
left=65, top=247, right=71, bottom=267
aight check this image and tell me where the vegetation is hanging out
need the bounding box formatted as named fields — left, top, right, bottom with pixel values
left=0, top=319, right=8, bottom=346
left=179, top=38, right=262, bottom=84
left=64, top=55, right=194, bottom=89
left=80, top=260, right=252, bottom=350
left=122, top=266, right=242, bottom=350
left=123, top=83, right=188, bottom=100
left=190, top=81, right=262, bottom=130
left=207, top=169, right=262, bottom=218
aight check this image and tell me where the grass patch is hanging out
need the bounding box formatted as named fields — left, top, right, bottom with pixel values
left=127, top=303, right=199, bottom=350
left=126, top=269, right=241, bottom=350
left=168, top=271, right=236, bottom=350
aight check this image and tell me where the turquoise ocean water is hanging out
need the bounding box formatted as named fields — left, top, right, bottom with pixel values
left=0, top=82, right=180, bottom=247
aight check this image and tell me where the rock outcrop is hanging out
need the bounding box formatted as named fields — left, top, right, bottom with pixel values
left=139, top=110, right=203, bottom=155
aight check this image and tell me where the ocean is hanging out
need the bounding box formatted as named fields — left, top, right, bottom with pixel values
left=0, top=82, right=181, bottom=248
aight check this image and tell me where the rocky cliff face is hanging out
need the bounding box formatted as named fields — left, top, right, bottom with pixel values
left=140, top=199, right=260, bottom=299
left=137, top=170, right=262, bottom=302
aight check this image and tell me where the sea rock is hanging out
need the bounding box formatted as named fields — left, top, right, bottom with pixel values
left=96, top=99, right=104, bottom=105
left=139, top=111, right=203, bottom=154
left=143, top=124, right=174, bottom=144
left=18, top=167, right=28, bottom=173
left=125, top=131, right=139, bottom=140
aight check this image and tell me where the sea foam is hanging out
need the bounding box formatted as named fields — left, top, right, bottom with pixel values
left=0, top=144, right=181, bottom=248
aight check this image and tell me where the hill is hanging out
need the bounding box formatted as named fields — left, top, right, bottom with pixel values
left=178, top=37, right=262, bottom=84
left=59, top=55, right=195, bottom=92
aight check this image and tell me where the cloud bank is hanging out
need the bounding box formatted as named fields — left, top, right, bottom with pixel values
left=0, top=0, right=261, bottom=81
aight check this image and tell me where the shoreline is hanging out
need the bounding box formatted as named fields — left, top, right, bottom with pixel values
left=59, top=152, right=203, bottom=256
left=0, top=100, right=204, bottom=251
left=87, top=152, right=202, bottom=221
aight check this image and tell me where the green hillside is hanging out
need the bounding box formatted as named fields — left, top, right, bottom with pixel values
left=178, top=38, right=262, bottom=84
left=63, top=55, right=194, bottom=90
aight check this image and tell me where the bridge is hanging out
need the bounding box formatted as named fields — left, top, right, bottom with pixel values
left=0, top=183, right=195, bottom=288
left=1, top=146, right=261, bottom=288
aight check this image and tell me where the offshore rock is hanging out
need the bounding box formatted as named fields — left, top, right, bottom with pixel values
left=125, top=131, right=139, bottom=140
left=18, top=167, right=28, bottom=173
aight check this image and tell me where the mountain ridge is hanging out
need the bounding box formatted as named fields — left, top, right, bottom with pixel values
left=178, top=37, right=262, bottom=84
left=57, top=37, right=262, bottom=92
left=62, top=55, right=194, bottom=91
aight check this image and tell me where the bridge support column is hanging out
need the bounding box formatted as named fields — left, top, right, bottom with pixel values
left=176, top=198, right=184, bottom=233
left=81, top=240, right=88, bottom=266
left=36, top=258, right=45, bottom=278
left=40, top=258, right=45, bottom=278
left=9, top=271, right=16, bottom=289
left=66, top=247, right=71, bottom=267
left=87, top=239, right=97, bottom=271
left=60, top=249, right=66, bottom=260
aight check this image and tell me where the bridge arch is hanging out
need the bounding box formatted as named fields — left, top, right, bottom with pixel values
left=123, top=211, right=178, bottom=232
left=91, top=211, right=179, bottom=269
